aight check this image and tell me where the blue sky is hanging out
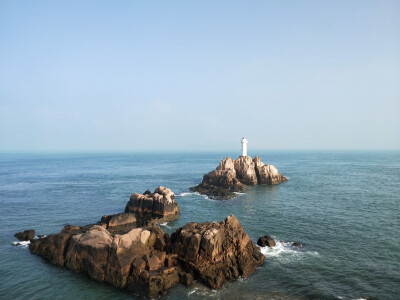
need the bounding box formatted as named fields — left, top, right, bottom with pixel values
left=1, top=0, right=399, bottom=152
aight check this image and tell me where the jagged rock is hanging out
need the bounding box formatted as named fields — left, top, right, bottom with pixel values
left=30, top=225, right=83, bottom=266
left=29, top=215, right=263, bottom=297
left=190, top=169, right=246, bottom=199
left=31, top=224, right=173, bottom=297
left=14, top=229, right=35, bottom=241
left=125, top=186, right=180, bottom=226
left=169, top=215, right=265, bottom=289
left=253, top=156, right=288, bottom=184
left=292, top=241, right=302, bottom=247
left=191, top=156, right=287, bottom=199
left=233, top=156, right=258, bottom=185
left=257, top=235, right=276, bottom=248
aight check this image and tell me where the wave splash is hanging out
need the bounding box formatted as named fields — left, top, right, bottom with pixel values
left=177, top=192, right=197, bottom=197
left=12, top=241, right=30, bottom=247
left=260, top=240, right=319, bottom=263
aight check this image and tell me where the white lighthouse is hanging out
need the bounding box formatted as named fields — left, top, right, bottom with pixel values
left=241, top=137, right=248, bottom=156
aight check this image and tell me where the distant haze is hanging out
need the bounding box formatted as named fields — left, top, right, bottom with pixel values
left=1, top=0, right=399, bottom=152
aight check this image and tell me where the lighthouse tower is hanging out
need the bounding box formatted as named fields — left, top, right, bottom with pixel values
left=241, top=137, right=248, bottom=156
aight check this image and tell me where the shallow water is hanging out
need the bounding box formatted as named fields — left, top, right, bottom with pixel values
left=0, top=151, right=399, bottom=299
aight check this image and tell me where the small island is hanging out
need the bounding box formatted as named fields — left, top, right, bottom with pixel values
left=28, top=187, right=265, bottom=297
left=190, top=138, right=287, bottom=200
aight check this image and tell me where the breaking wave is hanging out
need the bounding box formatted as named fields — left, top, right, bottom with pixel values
left=260, top=240, right=319, bottom=263
left=187, top=284, right=219, bottom=297
left=177, top=192, right=197, bottom=197
left=12, top=241, right=30, bottom=247
left=158, top=222, right=171, bottom=229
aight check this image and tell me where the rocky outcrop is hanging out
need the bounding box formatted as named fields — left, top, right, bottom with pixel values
left=189, top=169, right=246, bottom=200
left=233, top=156, right=258, bottom=185
left=169, top=215, right=265, bottom=289
left=253, top=156, right=287, bottom=184
left=191, top=156, right=287, bottom=199
left=99, top=212, right=137, bottom=233
left=30, top=224, right=177, bottom=297
left=30, top=225, right=83, bottom=266
left=29, top=215, right=263, bottom=297
left=125, top=186, right=180, bottom=226
left=14, top=229, right=35, bottom=241
left=257, top=235, right=276, bottom=248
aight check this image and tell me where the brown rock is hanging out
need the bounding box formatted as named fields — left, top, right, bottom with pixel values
left=125, top=187, right=180, bottom=226
left=30, top=225, right=84, bottom=266
left=170, top=215, right=264, bottom=289
left=257, top=235, right=276, bottom=247
left=99, top=212, right=137, bottom=233
left=101, top=213, right=136, bottom=228
left=31, top=224, right=167, bottom=291
left=30, top=214, right=263, bottom=297
left=15, top=229, right=35, bottom=241
left=179, top=271, right=193, bottom=286
left=234, top=156, right=258, bottom=185
left=190, top=169, right=246, bottom=199
left=190, top=155, right=287, bottom=200
left=253, top=156, right=288, bottom=184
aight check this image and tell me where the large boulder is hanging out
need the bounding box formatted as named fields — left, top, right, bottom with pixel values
left=31, top=224, right=176, bottom=297
left=30, top=225, right=83, bottom=266
left=257, top=235, right=276, bottom=247
left=233, top=156, right=258, bottom=185
left=125, top=186, right=180, bottom=226
left=191, top=156, right=287, bottom=199
left=190, top=169, right=246, bottom=200
left=169, top=215, right=265, bottom=289
left=253, top=156, right=288, bottom=184
left=99, top=212, right=137, bottom=233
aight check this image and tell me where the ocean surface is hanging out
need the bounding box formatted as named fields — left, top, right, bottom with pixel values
left=0, top=151, right=399, bottom=300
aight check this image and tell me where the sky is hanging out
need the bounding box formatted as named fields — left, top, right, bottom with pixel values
left=1, top=0, right=399, bottom=152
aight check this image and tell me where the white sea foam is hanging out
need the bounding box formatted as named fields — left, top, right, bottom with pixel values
left=12, top=240, right=30, bottom=247
left=177, top=192, right=196, bottom=197
left=188, top=288, right=197, bottom=296
left=177, top=192, right=212, bottom=200
left=260, top=240, right=319, bottom=263
left=34, top=235, right=46, bottom=239
left=193, top=192, right=212, bottom=200
left=158, top=222, right=171, bottom=229
left=234, top=192, right=246, bottom=195
left=187, top=284, right=219, bottom=297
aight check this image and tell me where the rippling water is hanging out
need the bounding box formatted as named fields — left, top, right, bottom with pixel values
left=1, top=151, right=399, bottom=300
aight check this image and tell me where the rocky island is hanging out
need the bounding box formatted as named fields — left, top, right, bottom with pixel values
left=190, top=155, right=288, bottom=200
left=28, top=187, right=265, bottom=297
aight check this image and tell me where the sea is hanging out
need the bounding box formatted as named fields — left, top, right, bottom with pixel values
left=0, top=151, right=399, bottom=300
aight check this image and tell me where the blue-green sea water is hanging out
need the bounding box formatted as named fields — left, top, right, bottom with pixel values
left=0, top=151, right=399, bottom=300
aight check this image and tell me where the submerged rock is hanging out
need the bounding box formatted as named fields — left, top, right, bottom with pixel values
left=257, top=235, right=276, bottom=248
left=190, top=156, right=287, bottom=199
left=29, top=215, right=263, bottom=297
left=14, top=229, right=35, bottom=241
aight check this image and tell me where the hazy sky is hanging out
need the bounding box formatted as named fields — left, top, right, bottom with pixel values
left=1, top=0, right=399, bottom=152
